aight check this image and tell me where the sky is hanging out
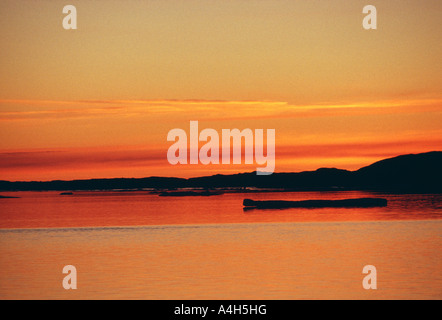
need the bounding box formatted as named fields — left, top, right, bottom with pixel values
left=0, top=0, right=441, bottom=181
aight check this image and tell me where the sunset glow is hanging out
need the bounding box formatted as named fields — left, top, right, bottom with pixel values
left=1, top=0, right=442, bottom=302
left=1, top=0, right=441, bottom=181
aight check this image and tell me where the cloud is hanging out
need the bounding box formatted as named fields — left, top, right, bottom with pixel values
left=1, top=133, right=440, bottom=181
left=276, top=137, right=442, bottom=160
left=1, top=98, right=441, bottom=122
left=0, top=146, right=166, bottom=170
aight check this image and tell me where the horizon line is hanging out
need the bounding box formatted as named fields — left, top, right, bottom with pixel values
left=1, top=150, right=440, bottom=184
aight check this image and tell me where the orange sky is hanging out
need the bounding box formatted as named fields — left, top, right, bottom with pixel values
left=0, top=1, right=441, bottom=181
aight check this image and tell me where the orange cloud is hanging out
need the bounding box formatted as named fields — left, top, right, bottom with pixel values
left=1, top=98, right=440, bottom=180
left=1, top=132, right=440, bottom=181
left=1, top=98, right=441, bottom=122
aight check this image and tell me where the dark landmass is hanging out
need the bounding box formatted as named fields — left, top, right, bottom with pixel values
left=0, top=195, right=20, bottom=199
left=0, top=151, right=441, bottom=193
left=243, top=198, right=388, bottom=209
left=158, top=190, right=224, bottom=197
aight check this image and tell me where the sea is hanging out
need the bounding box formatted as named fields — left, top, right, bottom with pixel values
left=0, top=191, right=441, bottom=299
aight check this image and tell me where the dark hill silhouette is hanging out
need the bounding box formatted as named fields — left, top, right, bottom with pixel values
left=0, top=195, right=20, bottom=199
left=354, top=151, right=442, bottom=192
left=0, top=151, right=440, bottom=192
left=187, top=168, right=354, bottom=190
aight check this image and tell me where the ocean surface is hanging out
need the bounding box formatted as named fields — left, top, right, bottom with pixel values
left=0, top=191, right=441, bottom=299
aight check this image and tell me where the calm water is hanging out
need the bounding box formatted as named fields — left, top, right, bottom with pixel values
left=0, top=191, right=441, bottom=299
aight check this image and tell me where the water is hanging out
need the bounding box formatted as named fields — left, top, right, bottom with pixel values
left=0, top=191, right=441, bottom=299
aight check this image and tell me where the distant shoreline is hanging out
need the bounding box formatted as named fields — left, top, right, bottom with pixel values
left=0, top=151, right=441, bottom=193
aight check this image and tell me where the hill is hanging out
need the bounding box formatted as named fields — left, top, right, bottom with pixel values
left=0, top=151, right=440, bottom=192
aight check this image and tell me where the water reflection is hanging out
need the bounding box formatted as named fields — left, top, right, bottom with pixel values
left=0, top=191, right=441, bottom=299
left=0, top=220, right=441, bottom=299
left=0, top=191, right=441, bottom=229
